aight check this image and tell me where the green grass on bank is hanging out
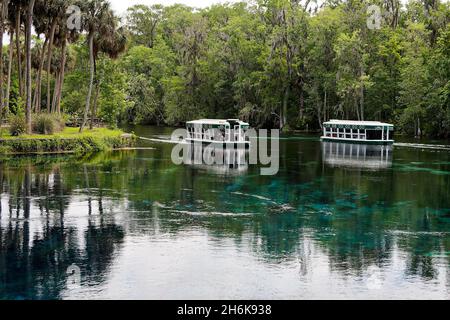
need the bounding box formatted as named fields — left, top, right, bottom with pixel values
left=0, top=127, right=121, bottom=139
left=0, top=127, right=136, bottom=155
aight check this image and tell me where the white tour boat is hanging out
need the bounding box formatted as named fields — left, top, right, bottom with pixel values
left=186, top=119, right=251, bottom=148
left=321, top=120, right=394, bottom=144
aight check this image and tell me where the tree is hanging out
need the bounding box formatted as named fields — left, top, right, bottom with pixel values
left=121, top=44, right=175, bottom=125
left=126, top=4, right=163, bottom=48
left=334, top=30, right=372, bottom=121
left=5, top=2, right=15, bottom=114
left=10, top=0, right=26, bottom=99
left=32, top=0, right=52, bottom=112
left=51, top=2, right=80, bottom=114
left=78, top=0, right=126, bottom=132
left=160, top=5, right=213, bottom=125
left=263, top=0, right=309, bottom=130
left=25, top=0, right=36, bottom=133
left=36, top=0, right=72, bottom=113
left=398, top=22, right=430, bottom=136
left=90, top=26, right=127, bottom=127
left=0, top=0, right=10, bottom=116
left=425, top=25, right=450, bottom=137
left=78, top=0, right=112, bottom=132
left=96, top=57, right=128, bottom=127
left=306, top=6, right=343, bottom=128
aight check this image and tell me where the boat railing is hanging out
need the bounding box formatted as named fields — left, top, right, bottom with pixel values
left=326, top=131, right=367, bottom=140
left=187, top=122, right=249, bottom=143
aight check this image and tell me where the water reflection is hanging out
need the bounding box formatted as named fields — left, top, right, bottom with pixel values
left=322, top=142, right=392, bottom=170
left=0, top=129, right=449, bottom=299
left=184, top=144, right=248, bottom=175
left=0, top=161, right=124, bottom=300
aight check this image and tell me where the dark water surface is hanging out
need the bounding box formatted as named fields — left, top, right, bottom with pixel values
left=1, top=126, right=450, bottom=300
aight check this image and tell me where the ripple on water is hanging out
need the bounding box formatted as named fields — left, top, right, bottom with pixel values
left=394, top=163, right=450, bottom=175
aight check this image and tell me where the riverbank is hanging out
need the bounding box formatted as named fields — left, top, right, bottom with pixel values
left=0, top=127, right=136, bottom=155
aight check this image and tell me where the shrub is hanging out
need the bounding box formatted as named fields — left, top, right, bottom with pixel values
left=32, top=114, right=55, bottom=135
left=8, top=79, right=25, bottom=117
left=8, top=115, right=27, bottom=136
left=52, top=114, right=67, bottom=132
left=32, top=114, right=66, bottom=135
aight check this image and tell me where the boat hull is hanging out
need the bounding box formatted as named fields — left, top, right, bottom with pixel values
left=186, top=138, right=251, bottom=149
left=320, top=137, right=394, bottom=145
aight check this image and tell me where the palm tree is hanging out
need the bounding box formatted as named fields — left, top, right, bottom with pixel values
left=46, top=16, right=58, bottom=112
left=25, top=0, right=36, bottom=133
left=40, top=0, right=68, bottom=113
left=78, top=0, right=117, bottom=132
left=32, top=0, right=52, bottom=112
left=30, top=38, right=48, bottom=112
left=5, top=35, right=14, bottom=113
left=54, top=39, right=67, bottom=114
left=11, top=1, right=26, bottom=98
left=88, top=26, right=127, bottom=128
left=51, top=36, right=65, bottom=113
left=32, top=39, right=48, bottom=113
left=53, top=21, right=79, bottom=114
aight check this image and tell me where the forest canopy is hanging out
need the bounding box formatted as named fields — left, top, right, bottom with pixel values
left=0, top=0, right=449, bottom=137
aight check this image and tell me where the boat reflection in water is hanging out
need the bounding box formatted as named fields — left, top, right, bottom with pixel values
left=185, top=144, right=248, bottom=174
left=322, top=141, right=393, bottom=170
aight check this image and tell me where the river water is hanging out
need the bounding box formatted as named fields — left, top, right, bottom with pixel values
left=0, top=126, right=449, bottom=300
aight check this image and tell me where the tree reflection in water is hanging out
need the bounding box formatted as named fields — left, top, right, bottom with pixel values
left=0, top=136, right=449, bottom=299
left=0, top=158, right=124, bottom=300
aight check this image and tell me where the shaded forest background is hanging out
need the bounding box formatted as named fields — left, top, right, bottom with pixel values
left=0, top=0, right=449, bottom=136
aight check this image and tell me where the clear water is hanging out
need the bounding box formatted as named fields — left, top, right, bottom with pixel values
left=1, top=126, right=449, bottom=300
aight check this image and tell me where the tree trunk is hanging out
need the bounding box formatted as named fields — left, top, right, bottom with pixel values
left=90, top=81, right=100, bottom=130
left=52, top=70, right=59, bottom=113
left=46, top=19, right=57, bottom=113
left=80, top=33, right=95, bottom=133
left=5, top=29, right=14, bottom=113
left=318, top=89, right=327, bottom=129
left=90, top=56, right=99, bottom=130
left=299, top=79, right=305, bottom=121
left=16, top=10, right=24, bottom=99
left=360, top=87, right=365, bottom=121
left=417, top=119, right=421, bottom=137
left=360, top=65, right=365, bottom=121
left=25, top=0, right=36, bottom=134
left=281, top=85, right=290, bottom=131
left=33, top=38, right=48, bottom=113
left=0, top=0, right=8, bottom=116
left=317, top=102, right=321, bottom=130
left=355, top=96, right=360, bottom=121
left=56, top=39, right=67, bottom=114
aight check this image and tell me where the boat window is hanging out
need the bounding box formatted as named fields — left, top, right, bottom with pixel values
left=241, top=127, right=249, bottom=141
left=225, top=126, right=231, bottom=141
left=219, top=128, right=225, bottom=141
left=366, top=130, right=383, bottom=140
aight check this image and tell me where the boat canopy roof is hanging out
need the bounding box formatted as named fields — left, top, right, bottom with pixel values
left=324, top=120, right=394, bottom=130
left=187, top=119, right=250, bottom=127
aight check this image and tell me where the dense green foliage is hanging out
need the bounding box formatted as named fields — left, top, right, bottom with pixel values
left=1, top=0, right=449, bottom=137
left=71, top=0, right=449, bottom=136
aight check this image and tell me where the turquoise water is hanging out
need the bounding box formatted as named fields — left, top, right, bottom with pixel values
left=0, top=126, right=449, bottom=300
